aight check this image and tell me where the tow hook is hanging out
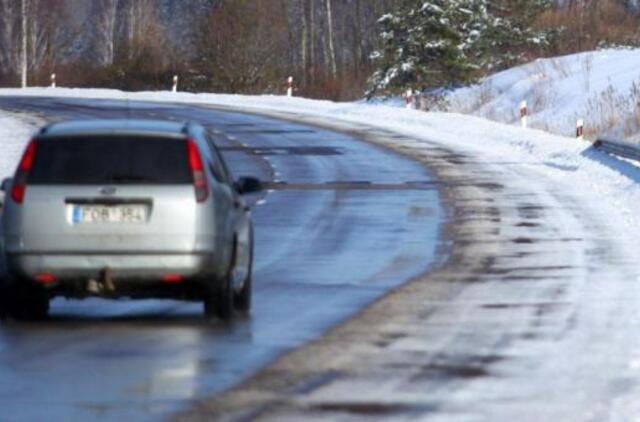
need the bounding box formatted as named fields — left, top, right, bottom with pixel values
left=86, top=267, right=116, bottom=294
left=102, top=267, right=115, bottom=292
left=87, top=279, right=101, bottom=294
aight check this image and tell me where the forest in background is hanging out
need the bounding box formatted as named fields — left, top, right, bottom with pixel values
left=1, top=0, right=640, bottom=100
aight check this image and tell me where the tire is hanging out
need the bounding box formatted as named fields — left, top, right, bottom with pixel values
left=203, top=276, right=234, bottom=321
left=0, top=279, right=10, bottom=320
left=233, top=230, right=254, bottom=313
left=233, top=273, right=252, bottom=313
left=7, top=282, right=49, bottom=321
left=203, top=244, right=236, bottom=322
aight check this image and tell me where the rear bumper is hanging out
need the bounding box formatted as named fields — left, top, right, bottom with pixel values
left=6, top=252, right=220, bottom=281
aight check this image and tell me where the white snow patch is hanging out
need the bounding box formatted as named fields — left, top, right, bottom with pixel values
left=0, top=111, right=43, bottom=180
left=447, top=48, right=640, bottom=141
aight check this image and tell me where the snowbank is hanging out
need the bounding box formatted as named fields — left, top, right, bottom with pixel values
left=0, top=87, right=639, bottom=234
left=448, top=48, right=640, bottom=142
left=0, top=111, right=42, bottom=181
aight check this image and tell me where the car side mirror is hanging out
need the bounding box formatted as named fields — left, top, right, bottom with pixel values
left=235, top=177, right=262, bottom=195
left=0, top=178, right=11, bottom=193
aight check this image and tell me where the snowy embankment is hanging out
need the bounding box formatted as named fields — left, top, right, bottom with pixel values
left=0, top=86, right=639, bottom=232
left=448, top=48, right=640, bottom=142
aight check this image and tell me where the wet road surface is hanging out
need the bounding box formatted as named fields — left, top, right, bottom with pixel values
left=171, top=112, right=640, bottom=421
left=0, top=97, right=443, bottom=420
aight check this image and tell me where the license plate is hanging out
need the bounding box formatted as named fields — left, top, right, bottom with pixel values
left=71, top=204, right=148, bottom=224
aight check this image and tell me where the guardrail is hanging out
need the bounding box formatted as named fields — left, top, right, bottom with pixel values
left=593, top=138, right=640, bottom=162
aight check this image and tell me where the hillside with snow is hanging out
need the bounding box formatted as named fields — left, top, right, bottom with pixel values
left=448, top=49, right=640, bottom=142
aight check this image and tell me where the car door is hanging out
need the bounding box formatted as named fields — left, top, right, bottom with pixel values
left=204, top=135, right=238, bottom=251
left=206, top=135, right=254, bottom=287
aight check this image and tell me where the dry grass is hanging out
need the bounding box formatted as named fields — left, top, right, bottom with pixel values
left=446, top=80, right=496, bottom=115
left=582, top=81, right=640, bottom=140
left=581, top=54, right=593, bottom=94
left=547, top=58, right=572, bottom=79
left=530, top=79, right=559, bottom=115
left=537, top=0, right=640, bottom=55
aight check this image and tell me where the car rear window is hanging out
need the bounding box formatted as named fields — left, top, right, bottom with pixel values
left=28, top=136, right=192, bottom=185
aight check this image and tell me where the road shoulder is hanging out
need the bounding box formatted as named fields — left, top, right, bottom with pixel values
left=177, top=119, right=546, bottom=420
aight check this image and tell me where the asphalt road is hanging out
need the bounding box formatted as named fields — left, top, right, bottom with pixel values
left=0, top=97, right=443, bottom=421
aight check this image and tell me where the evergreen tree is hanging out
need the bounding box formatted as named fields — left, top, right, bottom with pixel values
left=484, top=0, right=554, bottom=70
left=367, top=0, right=552, bottom=97
left=367, top=0, right=478, bottom=96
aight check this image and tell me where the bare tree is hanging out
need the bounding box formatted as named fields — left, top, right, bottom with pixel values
left=118, top=0, right=166, bottom=62
left=195, top=0, right=292, bottom=93
left=300, top=0, right=308, bottom=81
left=0, top=0, right=18, bottom=77
left=90, top=0, right=119, bottom=66
left=309, top=0, right=316, bottom=76
left=20, top=0, right=27, bottom=87
left=325, top=0, right=337, bottom=76
left=26, top=0, right=76, bottom=76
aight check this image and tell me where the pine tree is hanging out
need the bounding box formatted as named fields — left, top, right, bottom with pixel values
left=484, top=0, right=553, bottom=70
left=367, top=0, right=553, bottom=97
left=367, top=0, right=487, bottom=97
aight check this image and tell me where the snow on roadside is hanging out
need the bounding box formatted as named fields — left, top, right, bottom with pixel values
left=0, top=87, right=639, bottom=244
left=0, top=88, right=639, bottom=229
left=0, top=111, right=42, bottom=181
left=448, top=48, right=640, bottom=141
left=2, top=89, right=640, bottom=415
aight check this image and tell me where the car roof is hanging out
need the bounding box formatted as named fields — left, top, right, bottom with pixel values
left=37, top=119, right=195, bottom=139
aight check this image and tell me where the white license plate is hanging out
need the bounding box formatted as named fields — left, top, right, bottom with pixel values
left=71, top=204, right=148, bottom=224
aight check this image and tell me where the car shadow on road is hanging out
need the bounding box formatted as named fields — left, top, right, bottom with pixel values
left=1, top=307, right=251, bottom=331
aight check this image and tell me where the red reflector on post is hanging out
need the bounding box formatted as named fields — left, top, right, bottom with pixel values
left=162, top=274, right=184, bottom=284
left=35, top=274, right=56, bottom=284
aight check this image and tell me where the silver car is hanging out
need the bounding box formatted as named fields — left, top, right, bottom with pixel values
left=0, top=119, right=260, bottom=321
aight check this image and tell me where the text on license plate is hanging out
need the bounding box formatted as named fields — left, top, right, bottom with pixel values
left=71, top=205, right=148, bottom=224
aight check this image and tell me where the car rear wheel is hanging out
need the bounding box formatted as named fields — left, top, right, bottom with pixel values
left=5, top=282, right=49, bottom=321
left=204, top=276, right=234, bottom=321
left=0, top=280, right=10, bottom=320
left=203, top=246, right=236, bottom=322
left=233, top=232, right=253, bottom=313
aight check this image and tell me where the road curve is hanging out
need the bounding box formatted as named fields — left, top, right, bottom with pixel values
left=0, top=97, right=444, bottom=421
left=176, top=108, right=640, bottom=420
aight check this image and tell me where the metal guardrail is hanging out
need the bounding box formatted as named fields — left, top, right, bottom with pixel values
left=594, top=138, right=640, bottom=162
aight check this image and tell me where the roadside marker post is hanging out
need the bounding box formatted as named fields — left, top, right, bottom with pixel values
left=520, top=100, right=528, bottom=128
left=404, top=88, right=415, bottom=109
left=577, top=119, right=585, bottom=141
left=172, top=75, right=178, bottom=93
left=50, top=73, right=56, bottom=88
left=287, top=76, right=293, bottom=97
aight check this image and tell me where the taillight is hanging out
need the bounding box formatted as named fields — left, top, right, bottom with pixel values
left=162, top=274, right=185, bottom=284
left=35, top=273, right=56, bottom=284
left=11, top=140, right=37, bottom=204
left=187, top=139, right=209, bottom=203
